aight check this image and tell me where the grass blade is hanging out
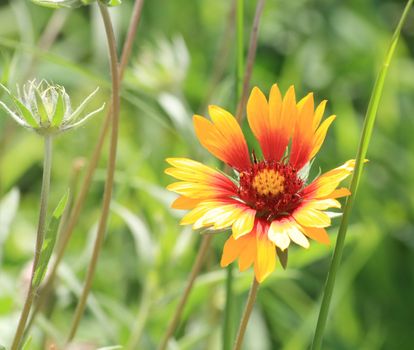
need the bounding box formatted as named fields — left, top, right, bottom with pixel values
left=311, top=1, right=414, bottom=349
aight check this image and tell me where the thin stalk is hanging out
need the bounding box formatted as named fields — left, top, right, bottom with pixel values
left=235, top=0, right=266, bottom=122
left=236, top=0, right=244, bottom=105
left=199, top=0, right=237, bottom=113
left=158, top=234, right=213, bottom=350
left=66, top=3, right=120, bottom=342
left=232, top=277, right=259, bottom=350
left=11, top=135, right=53, bottom=350
left=25, top=0, right=144, bottom=334
left=222, top=2, right=244, bottom=349
left=23, top=158, right=85, bottom=337
left=158, top=0, right=266, bottom=347
left=311, top=1, right=413, bottom=349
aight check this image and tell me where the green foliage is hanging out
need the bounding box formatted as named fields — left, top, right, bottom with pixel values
left=0, top=0, right=413, bottom=349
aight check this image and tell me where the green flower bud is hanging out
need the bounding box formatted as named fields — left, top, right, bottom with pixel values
left=30, top=0, right=121, bottom=8
left=0, top=80, right=104, bottom=136
left=30, top=0, right=95, bottom=8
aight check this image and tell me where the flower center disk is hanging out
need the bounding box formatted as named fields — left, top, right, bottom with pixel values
left=252, top=169, right=285, bottom=197
left=239, top=160, right=304, bottom=219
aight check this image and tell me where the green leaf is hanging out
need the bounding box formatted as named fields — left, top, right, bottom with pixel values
left=32, top=189, right=70, bottom=288
left=52, top=92, right=65, bottom=127
left=53, top=189, right=70, bottom=218
left=276, top=247, right=288, bottom=270
left=22, top=337, right=32, bottom=350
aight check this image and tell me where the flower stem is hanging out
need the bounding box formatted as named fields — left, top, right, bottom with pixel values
left=11, top=135, right=53, bottom=350
left=232, top=277, right=259, bottom=350
left=222, top=2, right=244, bottom=349
left=235, top=0, right=266, bottom=122
left=236, top=0, right=244, bottom=103
left=311, top=1, right=413, bottom=349
left=23, top=0, right=144, bottom=337
left=158, top=234, right=213, bottom=350
left=66, top=3, right=120, bottom=342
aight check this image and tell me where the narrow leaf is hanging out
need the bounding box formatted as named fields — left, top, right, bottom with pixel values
left=32, top=189, right=70, bottom=288
left=22, top=337, right=32, bottom=350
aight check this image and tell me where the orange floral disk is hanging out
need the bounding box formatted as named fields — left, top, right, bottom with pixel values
left=166, top=85, right=355, bottom=283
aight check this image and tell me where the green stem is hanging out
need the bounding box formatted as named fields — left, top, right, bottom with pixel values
left=232, top=277, right=259, bottom=350
left=236, top=0, right=244, bottom=102
left=66, top=3, right=120, bottom=342
left=11, top=135, right=53, bottom=350
left=23, top=0, right=144, bottom=337
left=223, top=2, right=244, bottom=348
left=311, top=1, right=413, bottom=349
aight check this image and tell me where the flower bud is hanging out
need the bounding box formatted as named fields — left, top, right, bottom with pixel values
left=30, top=0, right=121, bottom=8
left=0, top=80, right=104, bottom=136
left=30, top=0, right=95, bottom=8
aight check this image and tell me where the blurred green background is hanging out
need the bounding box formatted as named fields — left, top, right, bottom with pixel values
left=0, top=0, right=413, bottom=349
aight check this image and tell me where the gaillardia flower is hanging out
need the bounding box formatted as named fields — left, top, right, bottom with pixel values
left=166, top=85, right=355, bottom=283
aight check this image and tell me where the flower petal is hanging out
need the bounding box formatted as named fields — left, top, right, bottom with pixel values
left=193, top=106, right=251, bottom=171
left=194, top=202, right=246, bottom=230
left=269, top=218, right=309, bottom=249
left=301, top=226, right=330, bottom=245
left=325, top=188, right=351, bottom=199
left=171, top=196, right=202, bottom=210
left=247, top=87, right=272, bottom=159
left=312, top=100, right=327, bottom=130
left=247, top=85, right=297, bottom=162
left=287, top=226, right=309, bottom=248
left=221, top=234, right=251, bottom=267
left=303, top=160, right=355, bottom=200
left=310, top=115, right=336, bottom=159
left=180, top=199, right=251, bottom=231
left=268, top=219, right=295, bottom=251
left=268, top=230, right=290, bottom=251
left=290, top=97, right=336, bottom=170
left=254, top=220, right=276, bottom=283
left=293, top=201, right=331, bottom=228
left=289, top=93, right=315, bottom=170
left=238, top=236, right=256, bottom=271
left=232, top=208, right=256, bottom=239
left=166, top=157, right=237, bottom=200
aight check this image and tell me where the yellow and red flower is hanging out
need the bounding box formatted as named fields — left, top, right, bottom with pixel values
left=166, top=85, right=354, bottom=283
